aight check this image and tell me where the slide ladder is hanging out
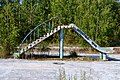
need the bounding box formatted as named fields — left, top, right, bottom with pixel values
left=19, top=25, right=71, bottom=54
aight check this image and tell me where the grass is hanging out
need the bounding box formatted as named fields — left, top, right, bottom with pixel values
left=58, top=68, right=78, bottom=80
left=58, top=68, right=94, bottom=80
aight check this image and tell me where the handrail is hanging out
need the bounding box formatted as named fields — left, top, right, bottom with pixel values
left=19, top=16, right=58, bottom=49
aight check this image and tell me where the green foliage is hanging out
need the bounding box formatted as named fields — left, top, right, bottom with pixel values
left=108, top=2, right=120, bottom=46
left=74, top=0, right=117, bottom=47
left=19, top=0, right=119, bottom=47
left=0, top=0, right=120, bottom=57
left=0, top=1, right=19, bottom=56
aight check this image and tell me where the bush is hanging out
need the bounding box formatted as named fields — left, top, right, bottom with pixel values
left=69, top=50, right=78, bottom=57
left=0, top=46, right=12, bottom=58
left=0, top=48, right=6, bottom=58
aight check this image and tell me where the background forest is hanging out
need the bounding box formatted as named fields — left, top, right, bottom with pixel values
left=0, top=0, right=120, bottom=57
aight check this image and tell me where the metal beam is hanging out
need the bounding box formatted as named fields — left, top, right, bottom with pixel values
left=59, top=28, right=64, bottom=59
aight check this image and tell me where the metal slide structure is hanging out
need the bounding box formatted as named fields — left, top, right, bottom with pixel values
left=19, top=25, right=70, bottom=55
left=70, top=24, right=114, bottom=54
left=70, top=24, right=114, bottom=60
left=14, top=17, right=69, bottom=58
left=14, top=18, right=114, bottom=60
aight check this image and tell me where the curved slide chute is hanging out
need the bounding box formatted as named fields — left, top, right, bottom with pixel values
left=69, top=24, right=113, bottom=54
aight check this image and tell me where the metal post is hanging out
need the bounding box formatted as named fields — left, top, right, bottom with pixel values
left=37, top=29, right=39, bottom=38
left=60, top=28, right=64, bottom=59
left=33, top=31, right=35, bottom=40
left=30, top=34, right=32, bottom=42
left=103, top=53, right=107, bottom=60
left=99, top=53, right=103, bottom=59
left=48, top=21, right=51, bottom=33
left=52, top=19, right=54, bottom=32
left=99, top=53, right=107, bottom=60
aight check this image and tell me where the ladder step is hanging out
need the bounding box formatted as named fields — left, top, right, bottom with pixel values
left=68, top=25, right=72, bottom=28
left=20, top=49, right=24, bottom=53
left=20, top=25, right=70, bottom=54
left=40, top=37, right=43, bottom=39
left=58, top=26, right=61, bottom=30
left=36, top=39, right=40, bottom=42
left=47, top=33, right=50, bottom=37
left=64, top=25, right=69, bottom=28
left=28, top=44, right=31, bottom=46
left=51, top=30, right=53, bottom=33
left=54, top=28, right=57, bottom=33
left=44, top=35, right=46, bottom=37
left=32, top=41, right=36, bottom=44
left=50, top=32, right=53, bottom=35
left=61, top=26, right=64, bottom=28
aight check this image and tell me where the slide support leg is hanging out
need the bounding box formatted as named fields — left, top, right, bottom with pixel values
left=100, top=53, right=108, bottom=60
left=59, top=28, right=64, bottom=59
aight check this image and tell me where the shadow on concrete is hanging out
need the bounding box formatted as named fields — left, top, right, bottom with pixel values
left=79, top=55, right=99, bottom=59
left=24, top=50, right=100, bottom=59
left=79, top=54, right=120, bottom=61
left=25, top=53, right=120, bottom=61
left=26, top=54, right=60, bottom=58
left=107, top=57, right=120, bottom=61
left=86, top=55, right=120, bottom=61
left=53, top=62, right=65, bottom=65
left=26, top=53, right=100, bottom=60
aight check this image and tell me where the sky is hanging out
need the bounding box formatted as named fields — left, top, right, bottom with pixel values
left=118, top=0, right=120, bottom=1
left=20, top=0, right=22, bottom=4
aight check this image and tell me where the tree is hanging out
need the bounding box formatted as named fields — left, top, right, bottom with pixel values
left=108, top=1, right=120, bottom=46
left=74, top=0, right=116, bottom=47
left=0, top=0, right=19, bottom=57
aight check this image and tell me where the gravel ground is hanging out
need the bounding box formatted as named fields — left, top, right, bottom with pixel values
left=0, top=54, right=120, bottom=80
